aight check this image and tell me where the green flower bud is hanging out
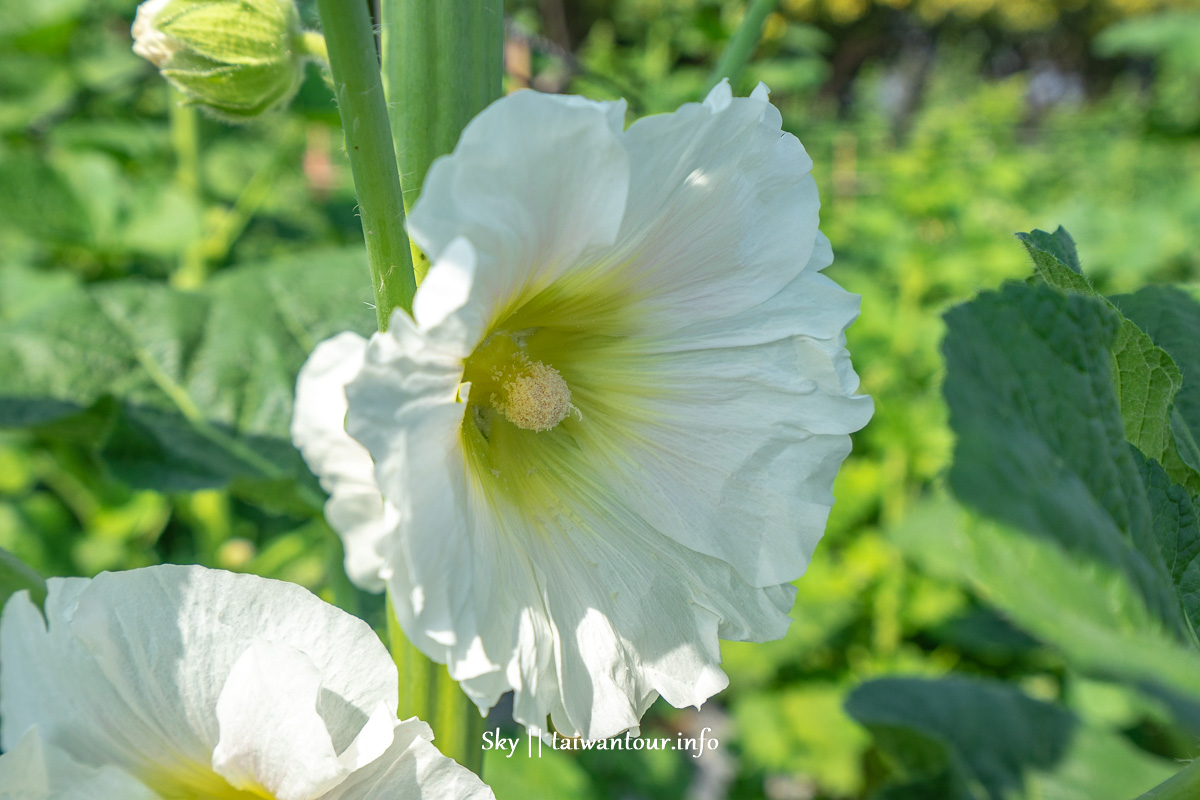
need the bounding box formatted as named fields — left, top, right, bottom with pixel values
left=131, top=0, right=321, bottom=121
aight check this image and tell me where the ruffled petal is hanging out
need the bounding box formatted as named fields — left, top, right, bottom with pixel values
left=344, top=309, right=483, bottom=652
left=319, top=718, right=494, bottom=800
left=409, top=91, right=631, bottom=344
left=493, top=485, right=796, bottom=739
left=212, top=641, right=395, bottom=800
left=581, top=241, right=873, bottom=587
left=604, top=79, right=820, bottom=335
left=292, top=331, right=392, bottom=591
left=0, top=728, right=157, bottom=800
left=0, top=567, right=397, bottom=793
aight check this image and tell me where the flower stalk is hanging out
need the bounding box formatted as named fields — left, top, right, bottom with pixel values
left=708, top=0, right=779, bottom=91
left=388, top=601, right=485, bottom=774
left=314, top=0, right=415, bottom=328
left=169, top=89, right=206, bottom=289
left=381, top=0, right=504, bottom=280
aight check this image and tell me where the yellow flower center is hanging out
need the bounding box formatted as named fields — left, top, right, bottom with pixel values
left=455, top=274, right=645, bottom=519
left=462, top=331, right=576, bottom=434
left=143, top=764, right=275, bottom=800
left=495, top=359, right=573, bottom=432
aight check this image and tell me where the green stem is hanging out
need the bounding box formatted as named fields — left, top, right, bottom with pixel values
left=387, top=593, right=486, bottom=773
left=708, top=0, right=779, bottom=92
left=169, top=89, right=207, bottom=289
left=1137, top=759, right=1200, bottom=799
left=0, top=547, right=47, bottom=611
left=381, top=0, right=503, bottom=281
left=314, top=0, right=415, bottom=329
left=198, top=121, right=295, bottom=265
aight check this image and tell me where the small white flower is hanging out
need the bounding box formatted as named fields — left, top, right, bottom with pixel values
left=0, top=565, right=493, bottom=800
left=293, top=82, right=873, bottom=740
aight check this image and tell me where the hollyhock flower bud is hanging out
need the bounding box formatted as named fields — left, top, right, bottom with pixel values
left=131, top=0, right=319, bottom=121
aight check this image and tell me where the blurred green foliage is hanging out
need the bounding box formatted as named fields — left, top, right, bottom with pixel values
left=2, top=0, right=1200, bottom=798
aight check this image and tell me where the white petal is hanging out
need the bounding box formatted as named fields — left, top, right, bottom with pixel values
left=408, top=90, right=631, bottom=343
left=0, top=728, right=156, bottom=800
left=703, top=78, right=733, bottom=110
left=319, top=718, right=494, bottom=800
left=292, top=331, right=391, bottom=591
left=345, top=313, right=509, bottom=686
left=608, top=82, right=819, bottom=334
left=500, top=495, right=795, bottom=739
left=0, top=566, right=397, bottom=792
left=412, top=236, right=477, bottom=331
left=654, top=233, right=854, bottom=349
left=213, top=641, right=394, bottom=800
left=583, top=248, right=872, bottom=588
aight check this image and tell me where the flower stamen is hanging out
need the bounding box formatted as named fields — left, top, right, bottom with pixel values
left=493, top=359, right=573, bottom=432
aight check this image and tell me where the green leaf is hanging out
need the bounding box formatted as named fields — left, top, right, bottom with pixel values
left=0, top=547, right=46, bottom=611
left=0, top=0, right=87, bottom=38
left=1141, top=456, right=1200, bottom=633
left=892, top=500, right=1200, bottom=722
left=1019, top=226, right=1082, bottom=274
left=0, top=152, right=92, bottom=245
left=0, top=264, right=79, bottom=323
left=0, top=248, right=376, bottom=507
left=846, top=675, right=1176, bottom=800
left=1114, top=285, right=1200, bottom=489
left=943, top=283, right=1183, bottom=632
left=1018, top=229, right=1184, bottom=472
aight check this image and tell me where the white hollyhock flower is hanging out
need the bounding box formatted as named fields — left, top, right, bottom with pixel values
left=0, top=565, right=493, bottom=800
left=292, top=81, right=873, bottom=740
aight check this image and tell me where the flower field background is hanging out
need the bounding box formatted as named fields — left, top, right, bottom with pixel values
left=2, top=0, right=1200, bottom=798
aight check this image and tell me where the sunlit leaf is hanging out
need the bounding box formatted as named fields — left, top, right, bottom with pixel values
left=847, top=675, right=1175, bottom=800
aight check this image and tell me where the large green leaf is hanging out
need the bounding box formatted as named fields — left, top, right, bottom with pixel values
left=0, top=248, right=376, bottom=508
left=1018, top=229, right=1184, bottom=478
left=943, top=282, right=1183, bottom=631
left=1140, top=459, right=1200, bottom=638
left=1114, top=285, right=1200, bottom=488
left=846, top=675, right=1176, bottom=800
left=1018, top=226, right=1085, bottom=280
left=892, top=500, right=1200, bottom=723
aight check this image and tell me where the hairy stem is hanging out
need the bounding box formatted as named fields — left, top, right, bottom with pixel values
left=1137, top=759, right=1200, bottom=800
left=315, top=0, right=415, bottom=328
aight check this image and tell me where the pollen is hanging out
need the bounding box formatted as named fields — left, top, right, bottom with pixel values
left=497, top=360, right=573, bottom=432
